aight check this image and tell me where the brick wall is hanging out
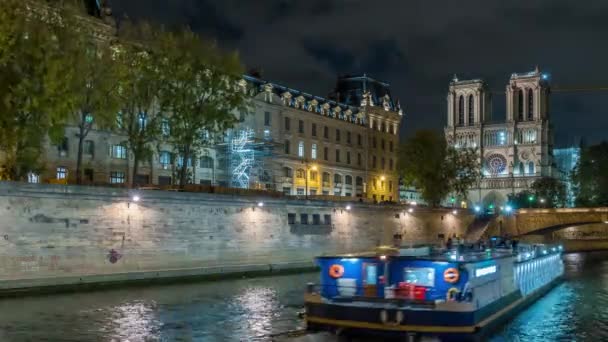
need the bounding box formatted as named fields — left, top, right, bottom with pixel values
left=0, top=182, right=472, bottom=289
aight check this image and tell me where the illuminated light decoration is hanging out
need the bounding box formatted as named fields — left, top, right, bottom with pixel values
left=474, top=206, right=481, bottom=212
left=449, top=253, right=457, bottom=261
left=408, top=208, right=414, bottom=213
left=411, top=201, right=417, bottom=206
left=345, top=205, right=352, bottom=211
left=257, top=202, right=264, bottom=207
left=450, top=197, right=455, bottom=203
left=380, top=175, right=386, bottom=181
left=558, top=245, right=563, bottom=251
left=505, top=205, right=513, bottom=213
left=379, top=255, right=387, bottom=260
left=340, top=258, right=359, bottom=263
left=551, top=247, right=556, bottom=252
left=542, top=250, right=547, bottom=255
left=488, top=204, right=494, bottom=209
left=452, top=210, right=458, bottom=215
left=230, top=129, right=255, bottom=189
left=475, top=265, right=497, bottom=277
left=131, top=195, right=140, bottom=202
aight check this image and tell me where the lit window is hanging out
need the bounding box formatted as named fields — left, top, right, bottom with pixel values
left=27, top=172, right=40, bottom=184
left=298, top=141, right=304, bottom=157
left=161, top=118, right=170, bottom=136
left=116, top=112, right=123, bottom=128
left=110, top=171, right=125, bottom=184
left=159, top=151, right=171, bottom=165
left=177, top=156, right=192, bottom=167
left=138, top=112, right=147, bottom=131
left=56, top=167, right=67, bottom=179
left=111, top=145, right=127, bottom=159
left=311, top=143, right=317, bottom=160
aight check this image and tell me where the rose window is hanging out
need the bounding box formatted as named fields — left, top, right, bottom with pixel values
left=485, top=154, right=507, bottom=175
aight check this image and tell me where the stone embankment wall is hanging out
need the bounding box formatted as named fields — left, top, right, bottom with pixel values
left=0, top=182, right=472, bottom=293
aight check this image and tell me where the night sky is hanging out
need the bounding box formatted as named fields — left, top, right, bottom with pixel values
left=111, top=0, right=608, bottom=146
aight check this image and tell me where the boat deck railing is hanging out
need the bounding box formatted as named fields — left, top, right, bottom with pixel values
left=306, top=283, right=437, bottom=309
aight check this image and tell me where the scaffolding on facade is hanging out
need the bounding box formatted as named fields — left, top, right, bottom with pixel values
left=223, top=128, right=277, bottom=190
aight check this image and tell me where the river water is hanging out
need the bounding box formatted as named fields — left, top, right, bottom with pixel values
left=0, top=252, right=607, bottom=341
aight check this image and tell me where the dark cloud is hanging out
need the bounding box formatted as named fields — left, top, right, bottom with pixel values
left=111, top=0, right=608, bottom=145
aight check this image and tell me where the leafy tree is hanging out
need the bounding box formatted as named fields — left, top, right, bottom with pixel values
left=397, top=130, right=480, bottom=207
left=531, top=177, right=566, bottom=208
left=508, top=190, right=535, bottom=209
left=0, top=0, right=68, bottom=180
left=572, top=141, right=608, bottom=207
left=156, top=28, right=249, bottom=187
left=114, top=22, right=165, bottom=187
left=54, top=5, right=122, bottom=184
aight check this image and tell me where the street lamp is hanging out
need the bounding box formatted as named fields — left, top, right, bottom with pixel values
left=528, top=195, right=535, bottom=208
left=540, top=198, right=545, bottom=208
left=301, top=158, right=318, bottom=200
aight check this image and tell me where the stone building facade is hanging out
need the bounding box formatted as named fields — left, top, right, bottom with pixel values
left=445, top=68, right=553, bottom=208
left=15, top=2, right=403, bottom=201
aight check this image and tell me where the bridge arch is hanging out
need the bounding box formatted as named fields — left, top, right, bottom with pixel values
left=510, top=208, right=608, bottom=236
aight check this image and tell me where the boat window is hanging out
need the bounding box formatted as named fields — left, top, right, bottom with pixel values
left=364, top=264, right=378, bottom=285
left=403, top=267, right=435, bottom=287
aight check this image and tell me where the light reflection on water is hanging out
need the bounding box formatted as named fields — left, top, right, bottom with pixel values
left=0, top=252, right=607, bottom=341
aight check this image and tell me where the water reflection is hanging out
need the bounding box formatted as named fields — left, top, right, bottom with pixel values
left=0, top=253, right=607, bottom=341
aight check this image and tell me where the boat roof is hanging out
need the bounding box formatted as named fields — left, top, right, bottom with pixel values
left=317, top=245, right=516, bottom=263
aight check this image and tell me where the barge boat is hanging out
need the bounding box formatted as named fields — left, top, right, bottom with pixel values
left=304, top=241, right=564, bottom=340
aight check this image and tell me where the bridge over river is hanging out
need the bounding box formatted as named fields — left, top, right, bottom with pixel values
left=477, top=208, right=608, bottom=251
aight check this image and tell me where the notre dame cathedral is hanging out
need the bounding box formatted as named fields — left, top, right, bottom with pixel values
left=444, top=67, right=553, bottom=208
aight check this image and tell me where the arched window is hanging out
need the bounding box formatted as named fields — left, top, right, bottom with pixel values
left=345, top=175, right=353, bottom=185
left=458, top=95, right=465, bottom=126
left=528, top=161, right=535, bottom=175
left=518, top=162, right=524, bottom=175
left=468, top=95, right=475, bottom=125
left=334, top=174, right=342, bottom=184
left=527, top=89, right=534, bottom=120
left=518, top=89, right=524, bottom=121
left=356, top=176, right=363, bottom=186
left=296, top=169, right=305, bottom=179
left=200, top=156, right=214, bottom=168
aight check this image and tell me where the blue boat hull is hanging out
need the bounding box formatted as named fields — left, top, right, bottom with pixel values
left=305, top=276, right=563, bottom=340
